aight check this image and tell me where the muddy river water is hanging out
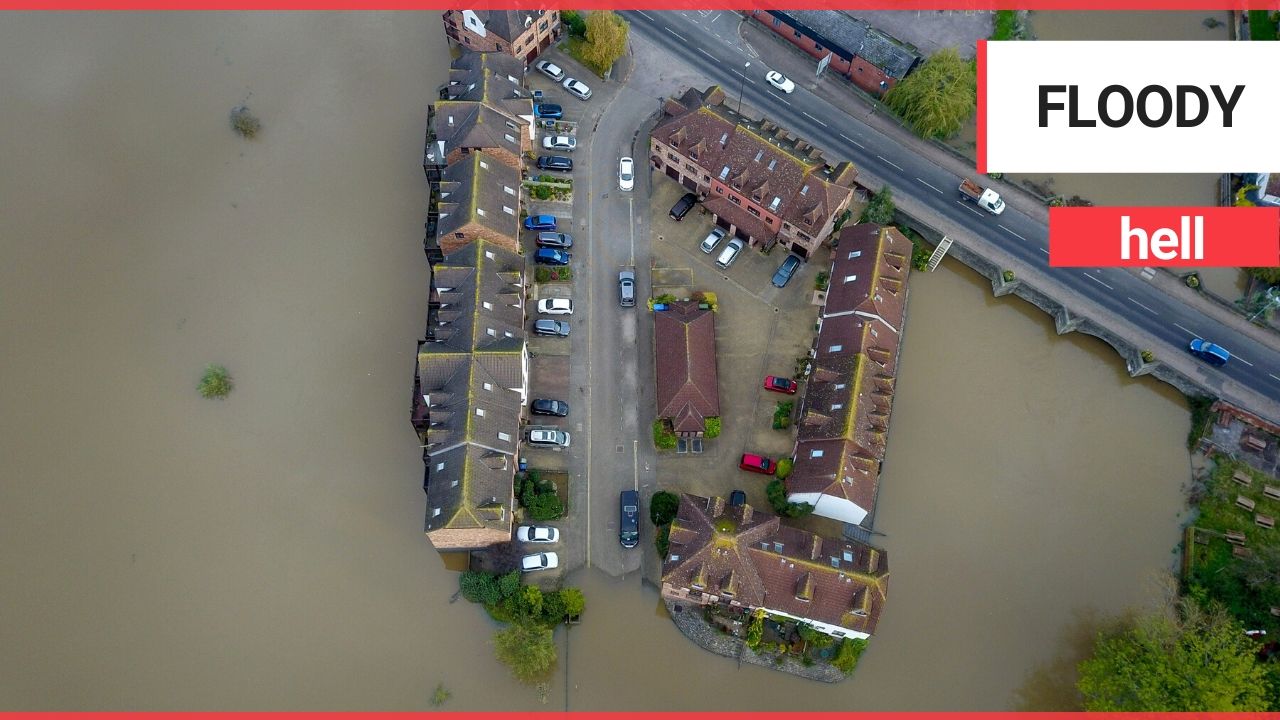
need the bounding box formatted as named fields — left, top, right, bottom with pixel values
left=1, top=12, right=1191, bottom=710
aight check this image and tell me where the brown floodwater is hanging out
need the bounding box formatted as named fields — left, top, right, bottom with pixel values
left=0, top=13, right=1190, bottom=711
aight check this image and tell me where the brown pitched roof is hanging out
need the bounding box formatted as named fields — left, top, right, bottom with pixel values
left=435, top=151, right=521, bottom=242
left=663, top=494, right=889, bottom=635
left=654, top=301, right=720, bottom=432
left=445, top=51, right=536, bottom=121
left=650, top=87, right=856, bottom=237
left=824, top=224, right=909, bottom=332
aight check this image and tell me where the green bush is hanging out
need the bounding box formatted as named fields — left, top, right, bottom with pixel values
left=531, top=184, right=553, bottom=200
left=1140, top=349, right=1155, bottom=364
left=831, top=638, right=868, bottom=674
left=534, top=267, right=551, bottom=283
left=561, top=10, right=587, bottom=38
left=766, top=478, right=813, bottom=518
left=745, top=610, right=764, bottom=650
left=655, top=523, right=671, bottom=558
left=649, top=490, right=680, bottom=526
left=518, top=473, right=564, bottom=521
left=652, top=419, right=677, bottom=449
left=859, top=186, right=895, bottom=225
left=229, top=106, right=261, bottom=139
left=798, top=622, right=835, bottom=649
left=460, top=571, right=502, bottom=605
left=1186, top=394, right=1216, bottom=450
left=1002, top=269, right=1015, bottom=283
left=814, top=272, right=829, bottom=291
left=775, top=457, right=793, bottom=480
left=1249, top=10, right=1278, bottom=40
left=199, top=364, right=233, bottom=399
left=703, top=417, right=721, bottom=438
left=772, top=401, right=794, bottom=430
left=991, top=10, right=1018, bottom=40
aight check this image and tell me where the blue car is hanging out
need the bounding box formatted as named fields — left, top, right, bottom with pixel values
left=771, top=254, right=802, bottom=288
left=1188, top=338, right=1230, bottom=366
left=534, top=248, right=571, bottom=266
left=534, top=103, right=562, bottom=120
left=523, top=215, right=558, bottom=231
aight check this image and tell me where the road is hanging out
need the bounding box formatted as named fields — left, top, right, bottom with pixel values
left=623, top=10, right=1280, bottom=418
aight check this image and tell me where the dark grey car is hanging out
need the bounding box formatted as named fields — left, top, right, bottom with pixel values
left=533, top=319, right=570, bottom=337
left=771, top=254, right=802, bottom=288
left=619, top=490, right=640, bottom=548
left=530, top=398, right=569, bottom=417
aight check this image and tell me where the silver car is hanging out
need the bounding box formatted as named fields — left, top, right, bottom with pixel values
left=542, top=135, right=577, bottom=152
left=535, top=60, right=565, bottom=82
left=618, top=269, right=636, bottom=307
left=562, top=77, right=592, bottom=100
left=528, top=427, right=571, bottom=448
left=700, top=227, right=727, bottom=254
left=715, top=238, right=745, bottom=269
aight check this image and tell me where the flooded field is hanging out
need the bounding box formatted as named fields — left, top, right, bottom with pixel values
left=0, top=13, right=1191, bottom=711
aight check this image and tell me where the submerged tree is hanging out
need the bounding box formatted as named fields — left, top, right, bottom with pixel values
left=883, top=48, right=976, bottom=139
left=199, top=364, right=233, bottom=399
left=230, top=105, right=261, bottom=139
left=493, top=621, right=557, bottom=684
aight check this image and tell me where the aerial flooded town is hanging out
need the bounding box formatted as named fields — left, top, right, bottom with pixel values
left=2, top=5, right=1279, bottom=712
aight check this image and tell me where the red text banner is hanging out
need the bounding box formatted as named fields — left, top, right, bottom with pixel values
left=1050, top=206, right=1279, bottom=268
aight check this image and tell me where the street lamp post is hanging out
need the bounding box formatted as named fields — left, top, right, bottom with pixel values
left=737, top=61, right=750, bottom=117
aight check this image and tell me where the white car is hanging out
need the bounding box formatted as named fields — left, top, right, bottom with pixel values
left=521, top=552, right=560, bottom=572
left=517, top=525, right=560, bottom=544
left=563, top=77, right=592, bottom=100
left=618, top=156, right=634, bottom=192
left=535, top=60, right=565, bottom=82
left=528, top=428, right=571, bottom=448
left=537, top=297, right=574, bottom=315
left=765, top=71, right=795, bottom=94
left=542, top=135, right=577, bottom=152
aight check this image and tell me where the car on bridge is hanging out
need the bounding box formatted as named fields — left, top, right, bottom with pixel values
left=1189, top=338, right=1230, bottom=366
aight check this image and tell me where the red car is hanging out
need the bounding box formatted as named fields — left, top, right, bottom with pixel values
left=763, top=376, right=798, bottom=394
left=739, top=453, right=776, bottom=475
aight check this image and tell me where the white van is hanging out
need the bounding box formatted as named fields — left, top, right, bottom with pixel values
left=715, top=238, right=745, bottom=269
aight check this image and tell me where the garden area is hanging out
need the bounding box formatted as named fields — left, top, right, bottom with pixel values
left=517, top=469, right=567, bottom=521
left=705, top=604, right=868, bottom=675
left=526, top=174, right=572, bottom=202
left=534, top=267, right=574, bottom=283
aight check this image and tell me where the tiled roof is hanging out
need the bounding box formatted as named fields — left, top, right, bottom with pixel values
left=423, top=443, right=515, bottom=535
left=435, top=151, right=521, bottom=242
left=435, top=101, right=524, bottom=160
left=464, top=9, right=540, bottom=44
left=445, top=51, right=535, bottom=121
left=654, top=301, right=720, bottom=432
left=773, top=11, right=920, bottom=79
left=663, top=494, right=889, bottom=635
left=651, top=87, right=856, bottom=237
left=823, top=224, right=909, bottom=331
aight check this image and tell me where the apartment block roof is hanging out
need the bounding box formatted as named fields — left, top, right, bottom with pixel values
left=771, top=11, right=921, bottom=79
left=435, top=151, right=522, bottom=243
left=444, top=51, right=535, bottom=121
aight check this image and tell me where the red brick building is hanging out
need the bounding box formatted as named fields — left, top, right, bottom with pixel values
left=748, top=11, right=921, bottom=95
left=442, top=9, right=561, bottom=63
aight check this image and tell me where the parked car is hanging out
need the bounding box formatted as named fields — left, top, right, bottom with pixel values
left=765, top=70, right=796, bottom=93
left=535, top=60, right=565, bottom=81
left=533, top=318, right=570, bottom=337
left=517, top=525, right=560, bottom=543
left=618, top=156, right=635, bottom=192
left=542, top=135, right=577, bottom=152
left=536, top=155, right=573, bottom=172
left=534, top=103, right=563, bottom=120
left=619, top=490, right=640, bottom=548
left=728, top=490, right=747, bottom=507
left=530, top=398, right=569, bottom=417
left=699, top=227, right=727, bottom=254
left=1189, top=338, right=1230, bottom=366
left=521, top=552, right=560, bottom=572
left=524, top=214, right=558, bottom=231
left=763, top=376, right=798, bottom=394
left=537, top=297, right=574, bottom=315
left=739, top=453, right=775, bottom=475
left=563, top=77, right=592, bottom=100
left=535, top=232, right=573, bottom=249
left=669, top=192, right=698, bottom=221
left=715, top=238, right=746, bottom=269
left=771, top=254, right=802, bottom=288
left=618, top=269, right=636, bottom=307
left=528, top=427, right=571, bottom=448
left=534, top=248, right=571, bottom=266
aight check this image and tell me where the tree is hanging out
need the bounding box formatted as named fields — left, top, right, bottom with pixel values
left=579, top=11, right=629, bottom=76
left=493, top=621, right=557, bottom=684
left=560, top=587, right=585, bottom=618
left=229, top=106, right=261, bottom=139
left=459, top=571, right=501, bottom=605
left=199, top=364, right=233, bottom=399
left=883, top=48, right=976, bottom=139
left=1245, top=266, right=1280, bottom=284
left=831, top=638, right=868, bottom=673
left=859, top=185, right=896, bottom=225
left=1077, top=597, right=1272, bottom=711
left=649, top=491, right=681, bottom=526
left=561, top=10, right=587, bottom=38
left=497, top=570, right=522, bottom=600
left=703, top=416, right=721, bottom=438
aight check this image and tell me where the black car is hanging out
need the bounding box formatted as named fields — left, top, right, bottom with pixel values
left=619, top=490, right=640, bottom=548
left=729, top=490, right=747, bottom=507
left=536, top=155, right=574, bottom=172
left=669, top=192, right=698, bottom=221
left=530, top=398, right=569, bottom=417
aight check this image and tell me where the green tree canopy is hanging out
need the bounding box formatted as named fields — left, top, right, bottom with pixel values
left=580, top=11, right=629, bottom=76
left=1077, top=597, right=1273, bottom=711
left=1245, top=266, right=1280, bottom=284
left=649, top=491, right=680, bottom=526
left=493, top=621, right=557, bottom=684
left=560, top=587, right=585, bottom=618
left=883, top=48, right=976, bottom=139
left=859, top=185, right=896, bottom=225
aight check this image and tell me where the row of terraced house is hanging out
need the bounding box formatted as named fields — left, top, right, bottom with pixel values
left=650, top=85, right=912, bottom=641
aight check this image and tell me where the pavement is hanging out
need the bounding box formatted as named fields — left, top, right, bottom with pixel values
left=621, top=9, right=1280, bottom=425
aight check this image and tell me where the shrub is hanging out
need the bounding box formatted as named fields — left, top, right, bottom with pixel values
left=1185, top=274, right=1201, bottom=289
left=199, top=364, right=233, bottom=399
left=766, top=478, right=814, bottom=518
left=831, top=638, right=868, bottom=674
left=991, top=10, right=1018, bottom=40
left=745, top=610, right=764, bottom=649
left=859, top=186, right=895, bottom=225
left=460, top=571, right=502, bottom=605
left=772, top=401, right=794, bottom=430
left=652, top=419, right=677, bottom=450
left=561, top=10, right=587, bottom=38
left=535, top=267, right=551, bottom=283
left=655, top=523, right=671, bottom=558
left=775, top=457, right=794, bottom=480
left=531, top=185, right=553, bottom=201
left=1002, top=269, right=1016, bottom=283
left=798, top=622, right=835, bottom=649
left=1140, top=349, right=1155, bottom=364
left=519, top=473, right=564, bottom=521
left=430, top=683, right=451, bottom=707
left=1186, top=394, right=1216, bottom=450
left=560, top=587, right=585, bottom=619
left=552, top=267, right=574, bottom=282
left=815, top=272, right=829, bottom=291
left=703, top=417, right=721, bottom=438
left=649, top=490, right=680, bottom=526
left=230, top=106, right=261, bottom=139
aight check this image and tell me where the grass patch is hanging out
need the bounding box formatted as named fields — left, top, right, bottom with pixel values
left=703, top=416, right=721, bottom=438
left=652, top=419, right=677, bottom=450
left=1186, top=394, right=1216, bottom=450
left=1249, top=10, right=1278, bottom=40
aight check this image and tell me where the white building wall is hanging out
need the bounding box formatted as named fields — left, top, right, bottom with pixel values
left=461, top=10, right=488, bottom=38
left=789, top=492, right=868, bottom=525
left=762, top=605, right=871, bottom=640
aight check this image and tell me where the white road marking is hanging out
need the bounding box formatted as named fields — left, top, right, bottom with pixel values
left=957, top=201, right=984, bottom=217
left=698, top=48, right=715, bottom=61
left=1038, top=247, right=1050, bottom=255
left=1127, top=297, right=1158, bottom=315
left=839, top=133, right=865, bottom=149
left=1234, top=355, right=1254, bottom=367
left=635, top=10, right=654, bottom=20
left=1269, top=373, right=1280, bottom=383
left=877, top=155, right=903, bottom=171
left=665, top=27, right=688, bottom=43
left=1173, top=323, right=1196, bottom=336
left=915, top=178, right=943, bottom=194
left=1083, top=273, right=1113, bottom=290
left=997, top=224, right=1028, bottom=242
left=802, top=111, right=828, bottom=127
left=768, top=91, right=785, bottom=103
